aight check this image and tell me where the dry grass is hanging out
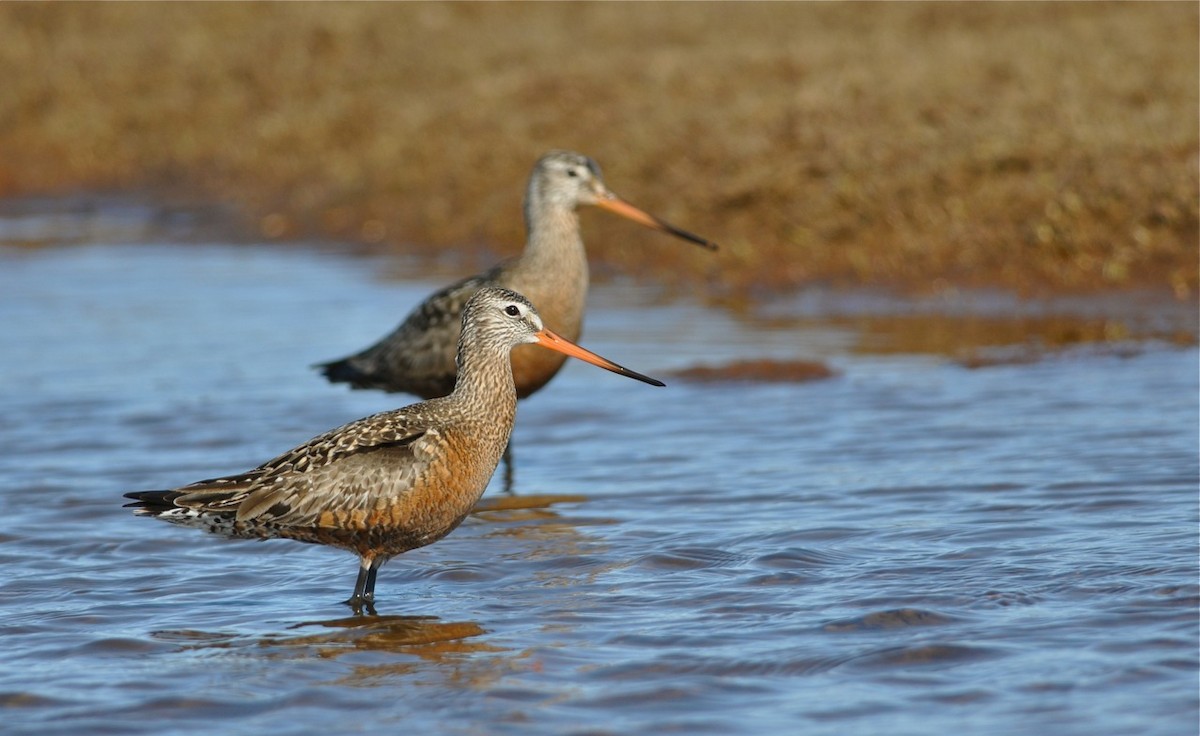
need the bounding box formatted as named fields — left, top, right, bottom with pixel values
left=0, top=3, right=1195, bottom=302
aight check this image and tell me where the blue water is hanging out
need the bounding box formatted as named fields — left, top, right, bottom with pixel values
left=0, top=241, right=1196, bottom=735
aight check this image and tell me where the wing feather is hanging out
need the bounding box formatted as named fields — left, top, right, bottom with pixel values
left=234, top=429, right=434, bottom=524
left=134, top=408, right=439, bottom=529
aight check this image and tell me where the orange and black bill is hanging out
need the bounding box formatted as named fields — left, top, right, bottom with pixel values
left=594, top=196, right=719, bottom=251
left=533, top=328, right=665, bottom=387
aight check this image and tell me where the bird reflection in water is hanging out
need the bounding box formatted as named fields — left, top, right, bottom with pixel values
left=154, top=614, right=517, bottom=690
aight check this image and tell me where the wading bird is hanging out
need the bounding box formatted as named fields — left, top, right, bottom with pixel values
left=126, top=287, right=663, bottom=613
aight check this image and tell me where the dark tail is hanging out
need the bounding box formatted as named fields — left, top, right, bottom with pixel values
left=123, top=490, right=184, bottom=514
left=315, top=357, right=374, bottom=389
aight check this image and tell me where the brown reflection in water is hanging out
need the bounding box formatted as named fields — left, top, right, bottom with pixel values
left=822, top=608, right=957, bottom=633
left=472, top=493, right=589, bottom=514
left=669, top=359, right=836, bottom=384
left=271, top=614, right=526, bottom=690
left=153, top=615, right=490, bottom=660
left=669, top=299, right=1196, bottom=382
left=154, top=615, right=520, bottom=690
left=847, top=643, right=1002, bottom=670
left=273, top=614, right=487, bottom=653
left=744, top=309, right=1195, bottom=368
left=276, top=616, right=509, bottom=685
left=842, top=313, right=1195, bottom=363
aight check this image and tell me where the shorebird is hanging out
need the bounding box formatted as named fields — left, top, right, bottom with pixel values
left=316, top=151, right=715, bottom=483
left=125, top=287, right=663, bottom=613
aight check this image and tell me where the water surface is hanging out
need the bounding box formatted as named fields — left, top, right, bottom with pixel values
left=0, top=239, right=1196, bottom=735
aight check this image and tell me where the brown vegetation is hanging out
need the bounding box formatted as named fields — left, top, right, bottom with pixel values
left=670, top=359, right=836, bottom=384
left=0, top=3, right=1195, bottom=301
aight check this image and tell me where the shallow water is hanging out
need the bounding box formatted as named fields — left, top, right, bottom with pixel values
left=0, top=239, right=1196, bottom=736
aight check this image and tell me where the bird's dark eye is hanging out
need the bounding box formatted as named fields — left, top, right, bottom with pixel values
left=504, top=305, right=521, bottom=316
left=566, top=168, right=579, bottom=178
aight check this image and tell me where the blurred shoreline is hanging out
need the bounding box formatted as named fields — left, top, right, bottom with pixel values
left=2, top=194, right=1194, bottom=366
left=0, top=3, right=1196, bottom=304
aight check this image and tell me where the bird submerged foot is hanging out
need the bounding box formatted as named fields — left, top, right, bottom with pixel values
left=344, top=594, right=378, bottom=617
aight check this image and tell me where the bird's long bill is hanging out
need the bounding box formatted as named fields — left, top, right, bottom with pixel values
left=533, top=328, right=665, bottom=387
left=594, top=196, right=719, bottom=251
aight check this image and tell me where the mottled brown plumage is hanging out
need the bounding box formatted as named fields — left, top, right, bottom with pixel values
left=125, top=287, right=663, bottom=612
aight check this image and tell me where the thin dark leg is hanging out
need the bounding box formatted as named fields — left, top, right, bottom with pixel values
left=345, top=557, right=378, bottom=615
left=502, top=442, right=515, bottom=495
left=349, top=562, right=370, bottom=601
left=362, top=562, right=380, bottom=602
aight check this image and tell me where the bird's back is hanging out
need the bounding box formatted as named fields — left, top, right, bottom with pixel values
left=126, top=396, right=514, bottom=559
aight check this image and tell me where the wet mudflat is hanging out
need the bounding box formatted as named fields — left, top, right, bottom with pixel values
left=0, top=239, right=1195, bottom=735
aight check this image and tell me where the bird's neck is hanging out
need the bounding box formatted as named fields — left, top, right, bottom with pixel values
left=510, top=204, right=589, bottom=322
left=438, top=341, right=519, bottom=486
left=450, top=340, right=519, bottom=417
left=521, top=203, right=586, bottom=270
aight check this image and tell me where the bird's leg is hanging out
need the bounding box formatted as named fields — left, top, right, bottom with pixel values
left=362, top=559, right=381, bottom=602
left=345, top=556, right=377, bottom=614
left=502, top=442, right=515, bottom=495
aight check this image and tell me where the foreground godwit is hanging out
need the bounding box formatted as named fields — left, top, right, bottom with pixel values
left=125, top=287, right=663, bottom=613
left=317, top=149, right=715, bottom=401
